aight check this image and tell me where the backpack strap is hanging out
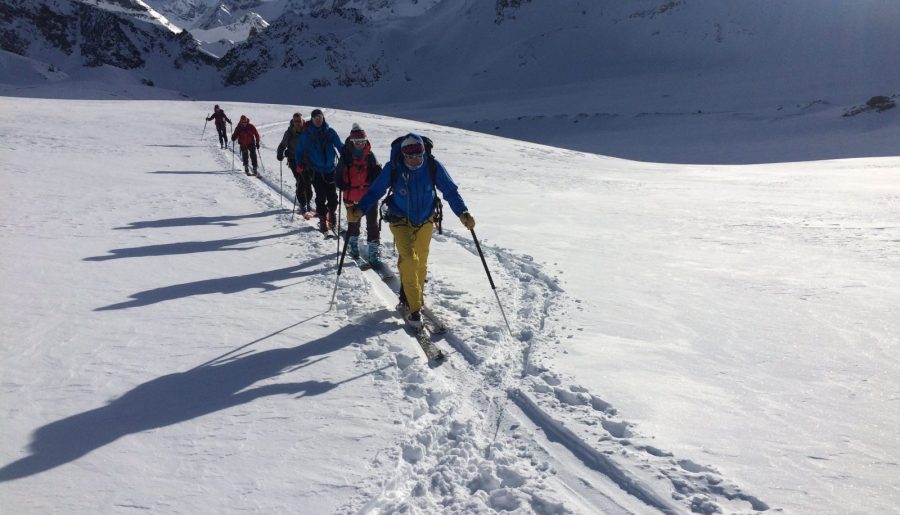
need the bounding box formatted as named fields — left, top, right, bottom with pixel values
left=428, top=156, right=443, bottom=234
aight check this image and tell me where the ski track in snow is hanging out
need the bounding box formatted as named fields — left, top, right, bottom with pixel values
left=207, top=136, right=769, bottom=514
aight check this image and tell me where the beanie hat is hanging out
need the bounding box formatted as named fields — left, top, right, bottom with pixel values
left=292, top=112, right=303, bottom=120
left=400, top=135, right=425, bottom=156
left=349, top=123, right=367, bottom=142
left=240, top=115, right=248, bottom=123
left=310, top=109, right=324, bottom=118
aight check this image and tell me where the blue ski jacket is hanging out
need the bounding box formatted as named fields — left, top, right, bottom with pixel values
left=357, top=134, right=468, bottom=226
left=295, top=121, right=343, bottom=175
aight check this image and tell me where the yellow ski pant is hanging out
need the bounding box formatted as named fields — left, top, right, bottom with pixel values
left=389, top=221, right=434, bottom=314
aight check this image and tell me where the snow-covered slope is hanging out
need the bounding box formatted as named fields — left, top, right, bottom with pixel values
left=1, top=96, right=898, bottom=514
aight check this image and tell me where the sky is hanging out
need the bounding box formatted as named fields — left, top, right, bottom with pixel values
left=1, top=95, right=898, bottom=514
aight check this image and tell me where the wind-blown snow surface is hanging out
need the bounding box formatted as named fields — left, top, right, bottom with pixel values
left=1, top=97, right=899, bottom=514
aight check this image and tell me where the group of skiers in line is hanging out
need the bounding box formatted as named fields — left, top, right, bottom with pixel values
left=207, top=105, right=262, bottom=175
left=207, top=105, right=477, bottom=329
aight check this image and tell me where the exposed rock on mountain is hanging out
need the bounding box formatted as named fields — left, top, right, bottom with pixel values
left=1, top=0, right=216, bottom=79
left=217, top=8, right=384, bottom=87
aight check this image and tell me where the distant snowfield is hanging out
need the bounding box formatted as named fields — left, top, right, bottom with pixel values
left=1, top=96, right=899, bottom=514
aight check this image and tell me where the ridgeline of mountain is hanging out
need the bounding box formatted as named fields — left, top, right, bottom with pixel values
left=2, top=0, right=897, bottom=162
left=210, top=0, right=899, bottom=108
left=8, top=0, right=896, bottom=102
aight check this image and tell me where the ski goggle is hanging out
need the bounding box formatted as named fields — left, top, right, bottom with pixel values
left=351, top=138, right=367, bottom=144
left=403, top=153, right=425, bottom=167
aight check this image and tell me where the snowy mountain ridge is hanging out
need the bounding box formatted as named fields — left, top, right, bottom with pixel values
left=5, top=1, right=897, bottom=162
left=72, top=0, right=184, bottom=33
left=1, top=0, right=898, bottom=163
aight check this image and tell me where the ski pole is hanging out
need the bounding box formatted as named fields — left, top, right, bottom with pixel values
left=257, top=145, right=265, bottom=173
left=279, top=161, right=283, bottom=210
left=290, top=194, right=297, bottom=222
left=328, top=230, right=352, bottom=310
left=231, top=141, right=235, bottom=171
left=201, top=117, right=208, bottom=140
left=336, top=194, right=342, bottom=266
left=470, top=229, right=513, bottom=336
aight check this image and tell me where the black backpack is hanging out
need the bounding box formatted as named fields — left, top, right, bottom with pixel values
left=380, top=136, right=444, bottom=233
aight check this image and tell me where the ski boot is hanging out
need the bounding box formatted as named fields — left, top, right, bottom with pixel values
left=367, top=240, right=382, bottom=265
left=405, top=309, right=422, bottom=329
left=348, top=236, right=360, bottom=259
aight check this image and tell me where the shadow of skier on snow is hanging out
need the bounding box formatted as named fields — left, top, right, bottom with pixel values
left=144, top=144, right=207, bottom=148
left=0, top=311, right=395, bottom=482
left=84, top=229, right=293, bottom=261
left=94, top=253, right=334, bottom=311
left=114, top=210, right=282, bottom=230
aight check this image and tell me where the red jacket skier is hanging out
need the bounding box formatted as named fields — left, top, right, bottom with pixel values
left=337, top=123, right=382, bottom=263
left=231, top=115, right=261, bottom=175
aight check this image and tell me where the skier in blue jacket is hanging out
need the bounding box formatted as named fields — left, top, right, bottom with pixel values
left=295, top=109, right=344, bottom=232
left=352, top=133, right=476, bottom=328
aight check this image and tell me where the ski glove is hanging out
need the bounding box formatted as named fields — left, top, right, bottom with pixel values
left=460, top=212, right=475, bottom=230
left=346, top=204, right=363, bottom=223
left=276, top=150, right=284, bottom=161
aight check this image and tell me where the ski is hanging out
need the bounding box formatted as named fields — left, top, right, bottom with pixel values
left=420, top=305, right=447, bottom=334
left=396, top=305, right=446, bottom=363
left=355, top=257, right=395, bottom=281
left=324, top=228, right=345, bottom=240
left=408, top=322, right=445, bottom=363
left=302, top=211, right=316, bottom=220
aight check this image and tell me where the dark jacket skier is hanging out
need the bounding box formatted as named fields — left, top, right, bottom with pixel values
left=207, top=105, right=232, bottom=148
left=294, top=109, right=343, bottom=232
left=277, top=113, right=313, bottom=213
